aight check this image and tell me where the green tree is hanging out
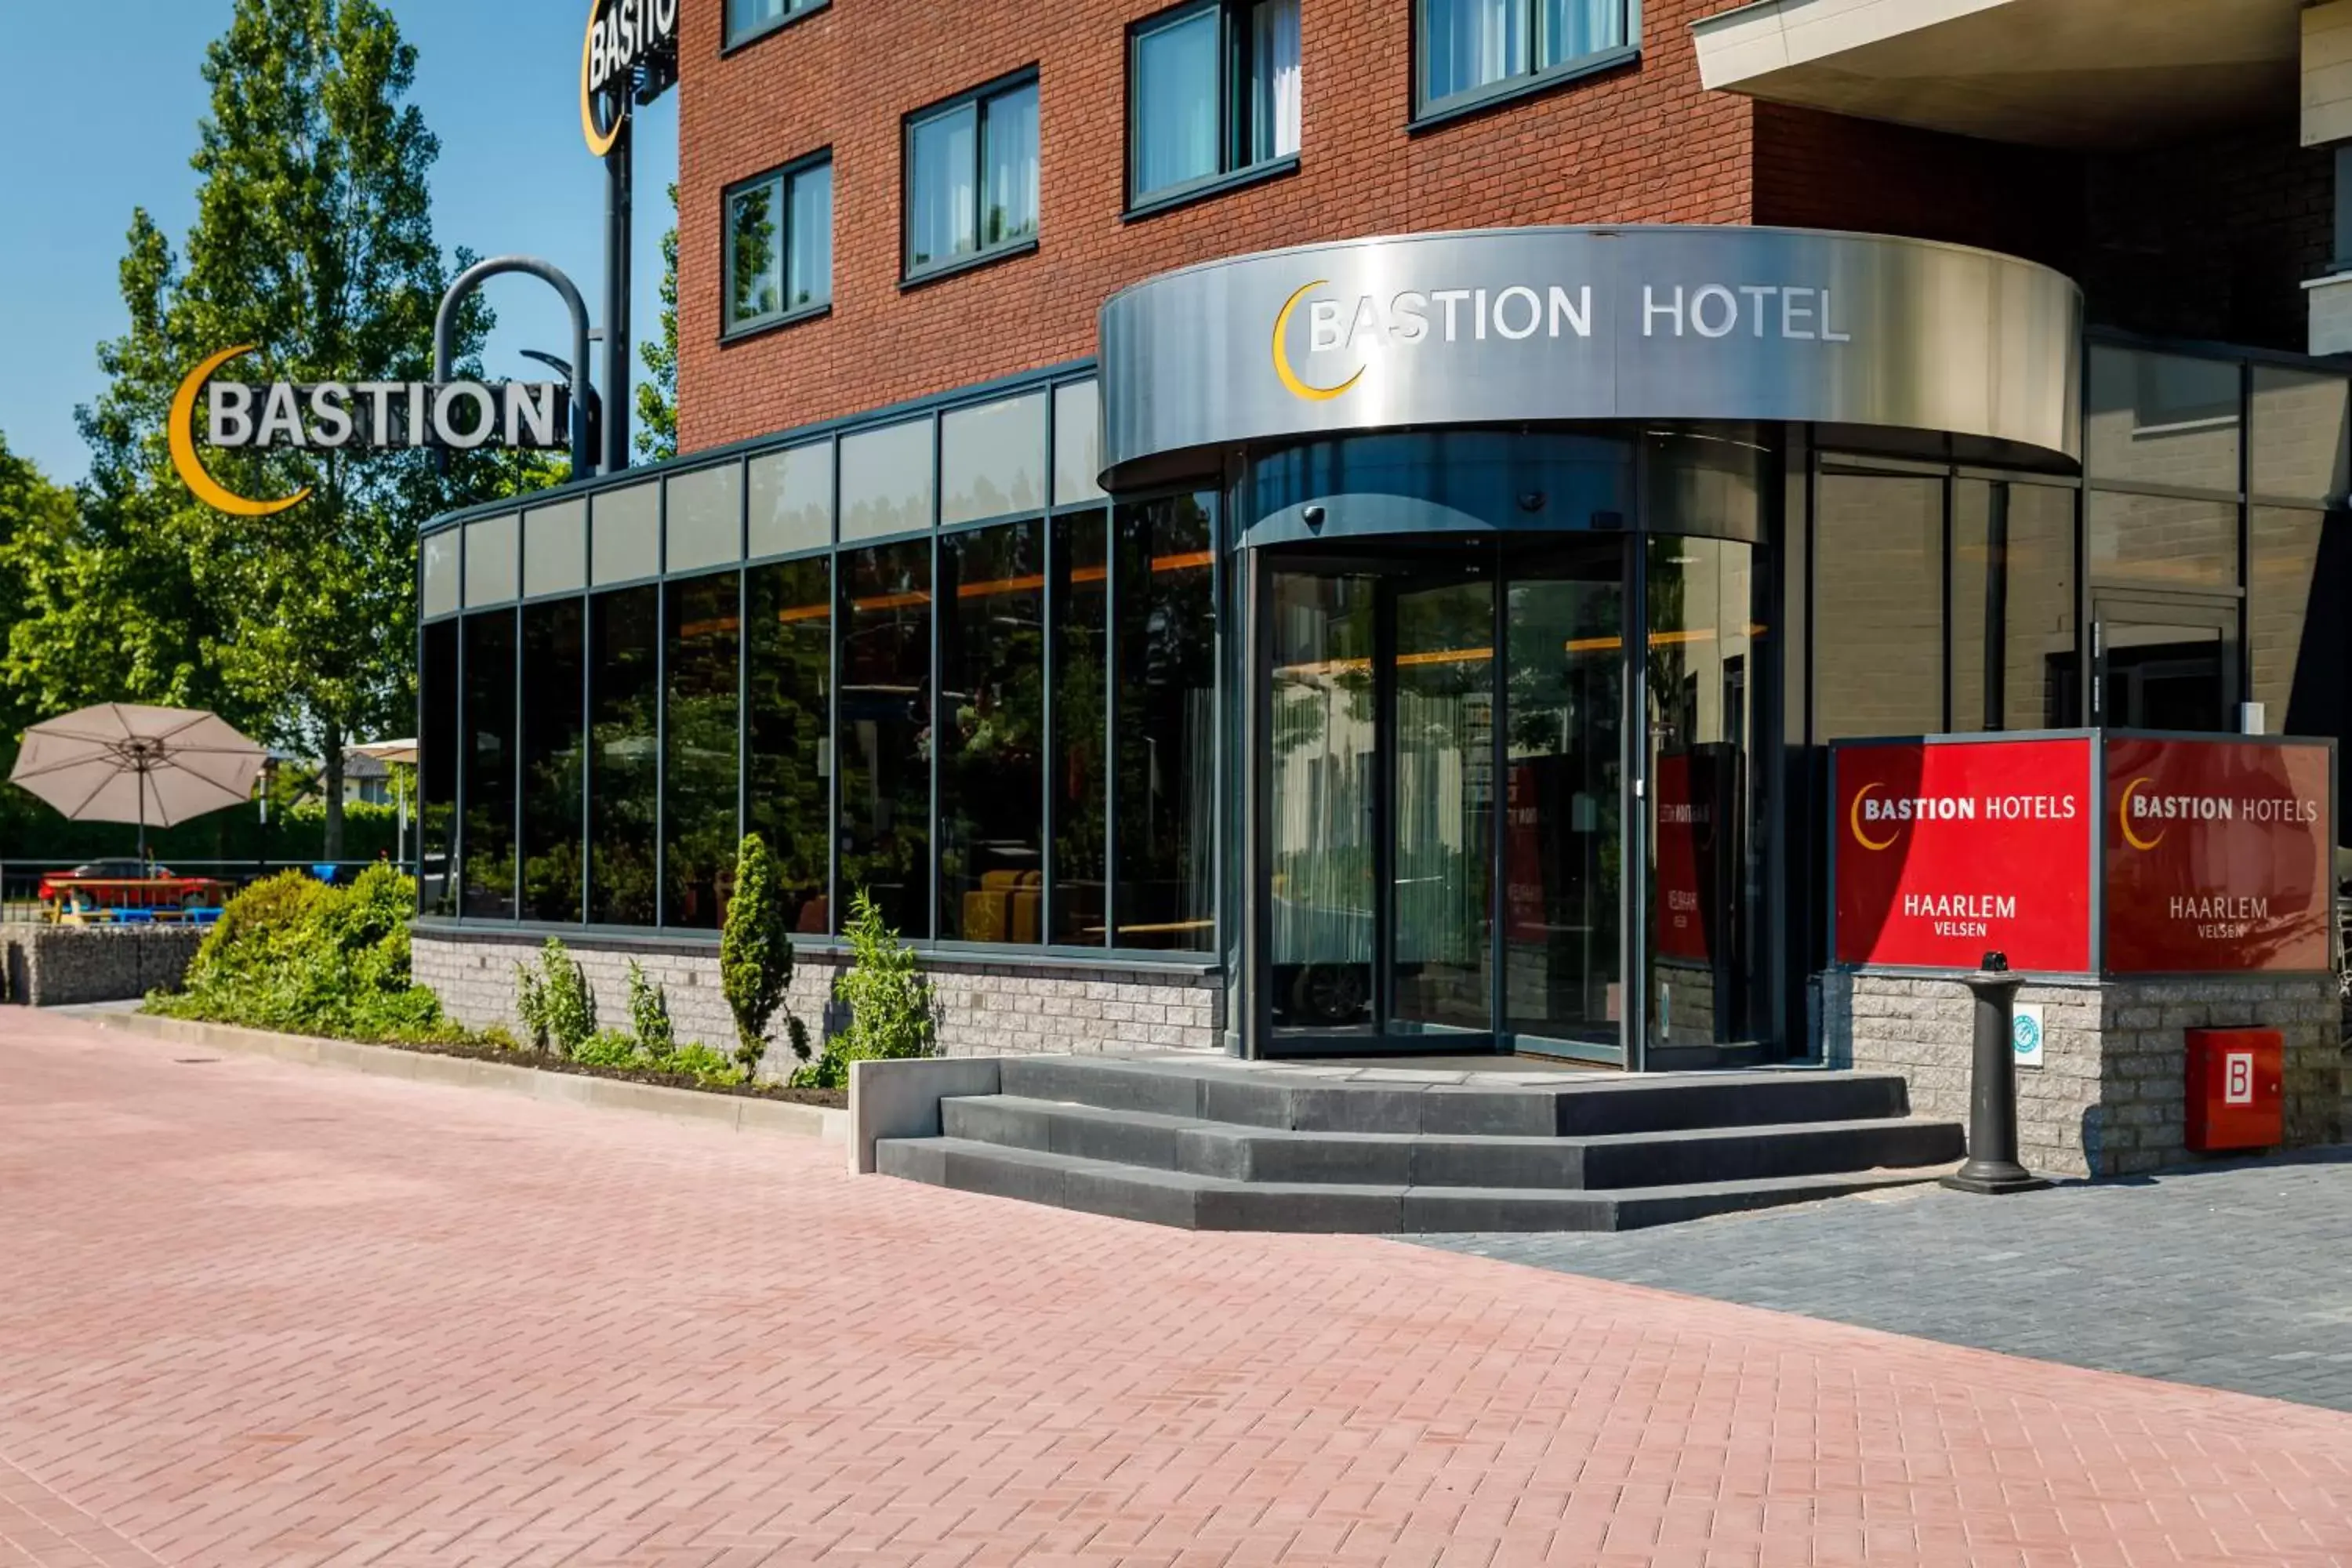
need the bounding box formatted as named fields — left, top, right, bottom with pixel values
left=721, top=833, right=797, bottom=1075
left=0, top=434, right=78, bottom=739
left=636, top=182, right=679, bottom=463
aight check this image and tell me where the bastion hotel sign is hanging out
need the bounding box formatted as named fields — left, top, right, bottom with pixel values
left=1834, top=734, right=2337, bottom=975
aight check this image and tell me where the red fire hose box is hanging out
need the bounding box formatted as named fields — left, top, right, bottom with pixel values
left=2184, top=1029, right=2285, bottom=1152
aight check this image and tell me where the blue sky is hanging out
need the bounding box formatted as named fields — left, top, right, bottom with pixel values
left=0, top=1, right=678, bottom=484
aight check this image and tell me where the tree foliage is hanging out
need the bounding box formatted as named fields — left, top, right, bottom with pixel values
left=635, top=182, right=679, bottom=463
left=720, top=832, right=796, bottom=1075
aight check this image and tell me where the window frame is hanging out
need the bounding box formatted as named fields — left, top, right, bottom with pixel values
left=721, top=0, right=829, bottom=56
left=719, top=148, right=834, bottom=343
left=1123, top=0, right=1302, bottom=217
left=900, top=67, right=1043, bottom=287
left=1409, top=0, right=1640, bottom=130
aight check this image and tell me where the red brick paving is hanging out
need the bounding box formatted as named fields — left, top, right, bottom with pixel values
left=2, top=1009, right=2347, bottom=1567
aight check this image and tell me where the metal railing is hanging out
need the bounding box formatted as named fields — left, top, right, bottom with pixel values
left=0, top=859, right=388, bottom=924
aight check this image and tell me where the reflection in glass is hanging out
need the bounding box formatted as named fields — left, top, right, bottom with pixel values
left=423, top=531, right=459, bottom=619
left=589, top=586, right=659, bottom=926
left=460, top=610, right=517, bottom=919
left=838, top=419, right=933, bottom=541
left=939, top=521, right=1044, bottom=942
left=666, top=464, right=742, bottom=574
left=2249, top=508, right=2329, bottom=735
left=1052, top=381, right=1105, bottom=506
left=1503, top=550, right=1621, bottom=1050
left=1391, top=577, right=1494, bottom=1033
left=746, top=557, right=833, bottom=934
left=519, top=599, right=584, bottom=923
left=1951, top=481, right=2078, bottom=731
left=1132, top=6, right=1219, bottom=197
left=2087, top=490, right=2238, bottom=590
left=419, top=619, right=458, bottom=915
left=982, top=82, right=1039, bottom=248
left=749, top=441, right=833, bottom=557
left=727, top=178, right=781, bottom=328
left=1421, top=0, right=1526, bottom=107
left=940, top=394, right=1045, bottom=525
left=524, top=500, right=586, bottom=597
left=465, top=514, right=519, bottom=607
left=664, top=573, right=741, bottom=928
left=2085, top=346, right=2241, bottom=494
left=1813, top=472, right=1942, bottom=740
left=2250, top=368, right=2350, bottom=504
left=1269, top=573, right=1376, bottom=1032
left=787, top=160, right=833, bottom=310
left=1114, top=494, right=1217, bottom=949
left=1051, top=513, right=1109, bottom=944
left=907, top=101, right=978, bottom=270
left=839, top=540, right=932, bottom=936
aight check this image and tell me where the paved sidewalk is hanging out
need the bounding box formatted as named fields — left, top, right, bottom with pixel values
left=3, top=1009, right=2349, bottom=1567
left=1418, top=1149, right=2352, bottom=1414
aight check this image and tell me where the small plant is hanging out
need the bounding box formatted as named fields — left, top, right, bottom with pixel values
left=572, top=1030, right=644, bottom=1069
left=626, top=960, right=676, bottom=1055
left=515, top=938, right=597, bottom=1057
left=720, top=833, right=796, bottom=1079
left=800, top=888, right=935, bottom=1089
left=661, top=1042, right=741, bottom=1087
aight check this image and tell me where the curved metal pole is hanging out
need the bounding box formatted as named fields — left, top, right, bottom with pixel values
left=434, top=256, right=597, bottom=479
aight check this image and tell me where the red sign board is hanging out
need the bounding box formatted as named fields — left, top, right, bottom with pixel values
left=2103, top=738, right=2334, bottom=973
left=1834, top=738, right=2094, bottom=971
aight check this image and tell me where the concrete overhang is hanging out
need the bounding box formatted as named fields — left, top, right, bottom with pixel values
left=1693, top=0, right=2300, bottom=150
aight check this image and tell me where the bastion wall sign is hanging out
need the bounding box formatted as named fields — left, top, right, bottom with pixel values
left=1832, top=731, right=2338, bottom=976
left=581, top=0, right=677, bottom=158
left=1096, top=226, right=2085, bottom=487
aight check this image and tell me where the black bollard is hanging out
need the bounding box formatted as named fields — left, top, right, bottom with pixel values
left=1940, top=951, right=2050, bottom=1195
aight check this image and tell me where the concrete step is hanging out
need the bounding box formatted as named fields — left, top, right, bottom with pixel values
left=874, top=1136, right=1954, bottom=1232
left=940, top=1094, right=1962, bottom=1189
left=993, top=1055, right=1914, bottom=1136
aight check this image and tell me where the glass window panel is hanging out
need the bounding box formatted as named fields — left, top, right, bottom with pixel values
left=666, top=463, right=742, bottom=574
left=726, top=0, right=818, bottom=45
left=591, top=481, right=660, bottom=584
left=423, top=530, right=462, bottom=619
left=1538, top=0, right=1624, bottom=67
left=747, top=557, right=833, bottom=934
left=1813, top=472, right=1944, bottom=741
left=839, top=539, right=933, bottom=938
left=1133, top=6, right=1221, bottom=199
left=907, top=101, right=978, bottom=272
left=2085, top=347, right=2242, bottom=494
left=588, top=585, right=659, bottom=925
left=1248, top=0, right=1301, bottom=163
left=1421, top=0, right=1528, bottom=108
left=1114, top=493, right=1217, bottom=949
left=1391, top=576, right=1494, bottom=1033
left=787, top=161, right=833, bottom=310
left=982, top=82, right=1039, bottom=248
left=838, top=419, right=934, bottom=541
left=940, top=393, right=1046, bottom=525
left=1951, top=481, right=2079, bottom=731
left=419, top=619, right=459, bottom=914
left=749, top=441, right=833, bottom=556
left=519, top=598, right=585, bottom=923
left=2250, top=367, right=2350, bottom=505
left=523, top=499, right=586, bottom=597
left=464, top=514, right=519, bottom=608
left=1053, top=380, right=1105, bottom=506
left=938, top=520, right=1044, bottom=942
left=1267, top=571, right=1377, bottom=1033
left=460, top=610, right=517, bottom=919
left=664, top=572, right=741, bottom=929
left=2086, top=489, right=2238, bottom=590
left=1051, top=511, right=1109, bottom=944
left=2249, top=507, right=2332, bottom=729
left=726, top=175, right=783, bottom=330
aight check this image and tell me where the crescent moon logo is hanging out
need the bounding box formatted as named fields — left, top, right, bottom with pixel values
left=1849, top=782, right=1899, bottom=852
left=2118, top=776, right=2165, bottom=851
left=581, top=0, right=622, bottom=158
left=1271, top=281, right=1364, bottom=402
left=168, top=345, right=311, bottom=518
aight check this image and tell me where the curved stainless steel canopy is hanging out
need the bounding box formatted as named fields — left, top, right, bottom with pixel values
left=1096, top=225, right=2083, bottom=488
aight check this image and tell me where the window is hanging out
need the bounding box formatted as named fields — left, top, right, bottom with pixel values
left=666, top=463, right=742, bottom=573
left=419, top=619, right=459, bottom=915
left=940, top=393, right=1045, bottom=525
left=663, top=572, right=741, bottom=929
left=1951, top=481, right=2079, bottom=731
left=938, top=519, right=1045, bottom=942
left=726, top=0, right=822, bottom=49
left=422, top=529, right=459, bottom=620
left=589, top=585, right=659, bottom=926
left=1128, top=0, right=1299, bottom=207
left=2087, top=491, right=2238, bottom=591
left=725, top=156, right=832, bottom=333
left=747, top=557, right=833, bottom=934
left=1813, top=472, right=1944, bottom=741
left=1051, top=512, right=1109, bottom=945
left=905, top=76, right=1038, bottom=278
left=838, top=539, right=933, bottom=935
left=2085, top=347, right=2241, bottom=495
left=1113, top=494, right=1217, bottom=949
left=1417, top=0, right=1631, bottom=117
left=519, top=598, right=585, bottom=923
left=460, top=610, right=517, bottom=920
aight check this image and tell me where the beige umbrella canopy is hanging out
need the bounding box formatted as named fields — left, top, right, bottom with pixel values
left=9, top=704, right=266, bottom=861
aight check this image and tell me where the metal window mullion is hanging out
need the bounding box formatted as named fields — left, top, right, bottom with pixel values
left=826, top=445, right=842, bottom=937
left=1040, top=421, right=1059, bottom=946
left=511, top=603, right=524, bottom=924
left=1104, top=508, right=1122, bottom=949
left=453, top=612, right=466, bottom=917
left=1486, top=539, right=1506, bottom=1048
left=654, top=483, right=669, bottom=929
left=928, top=419, right=944, bottom=944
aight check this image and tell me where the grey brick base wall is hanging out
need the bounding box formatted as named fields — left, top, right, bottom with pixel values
left=412, top=930, right=1225, bottom=1074
left=1825, top=970, right=2346, bottom=1178
left=3, top=925, right=206, bottom=1007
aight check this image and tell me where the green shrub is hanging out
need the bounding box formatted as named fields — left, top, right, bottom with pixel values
left=720, top=833, right=796, bottom=1077
left=660, top=1042, right=740, bottom=1087
left=572, top=1030, right=644, bottom=1069
left=515, top=938, right=597, bottom=1057
left=799, top=887, right=935, bottom=1089
left=626, top=960, right=676, bottom=1055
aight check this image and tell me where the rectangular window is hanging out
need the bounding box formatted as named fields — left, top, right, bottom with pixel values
left=419, top=618, right=459, bottom=915
left=460, top=610, right=517, bottom=920
left=1113, top=493, right=1217, bottom=950
left=1951, top=481, right=2079, bottom=731
left=520, top=598, right=585, bottom=924
left=1130, top=0, right=1300, bottom=206
left=838, top=539, right=933, bottom=937
left=726, top=155, right=832, bottom=333
left=2086, top=490, right=2238, bottom=591
left=1051, top=511, right=1109, bottom=945
left=1417, top=0, right=1629, bottom=117
left=726, top=0, right=822, bottom=49
left=663, top=572, right=741, bottom=929
left=1813, top=471, right=1944, bottom=741
left=938, top=520, right=1045, bottom=942
left=906, top=76, right=1038, bottom=278
left=940, top=392, right=1045, bottom=525
left=589, top=585, right=659, bottom=926
left=747, top=557, right=833, bottom=935
left=423, top=529, right=459, bottom=620
left=750, top=441, right=833, bottom=557
left=2085, top=347, right=2241, bottom=495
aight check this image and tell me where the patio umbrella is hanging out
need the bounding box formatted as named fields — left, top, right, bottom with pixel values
left=350, top=739, right=416, bottom=863
left=9, top=704, right=266, bottom=862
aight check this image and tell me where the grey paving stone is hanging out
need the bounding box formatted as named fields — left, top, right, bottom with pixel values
left=1410, top=1145, right=2352, bottom=1413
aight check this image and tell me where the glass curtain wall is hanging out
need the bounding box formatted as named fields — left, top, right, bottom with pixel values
left=518, top=600, right=585, bottom=923
left=839, top=539, right=933, bottom=935
left=1268, top=572, right=1377, bottom=1033
left=746, top=557, right=833, bottom=934
left=1114, top=494, right=1218, bottom=949
left=1391, top=576, right=1494, bottom=1033
left=1051, top=512, right=1110, bottom=942
left=460, top=611, right=517, bottom=920
left=664, top=573, right=741, bottom=928
left=938, top=520, right=1045, bottom=942
left=419, top=619, right=459, bottom=916
left=589, top=586, right=659, bottom=927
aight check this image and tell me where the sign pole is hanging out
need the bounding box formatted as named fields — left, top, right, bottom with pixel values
left=602, top=110, right=632, bottom=474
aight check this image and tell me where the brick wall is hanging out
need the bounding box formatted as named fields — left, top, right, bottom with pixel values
left=412, top=931, right=1224, bottom=1068
left=677, top=0, right=1757, bottom=452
